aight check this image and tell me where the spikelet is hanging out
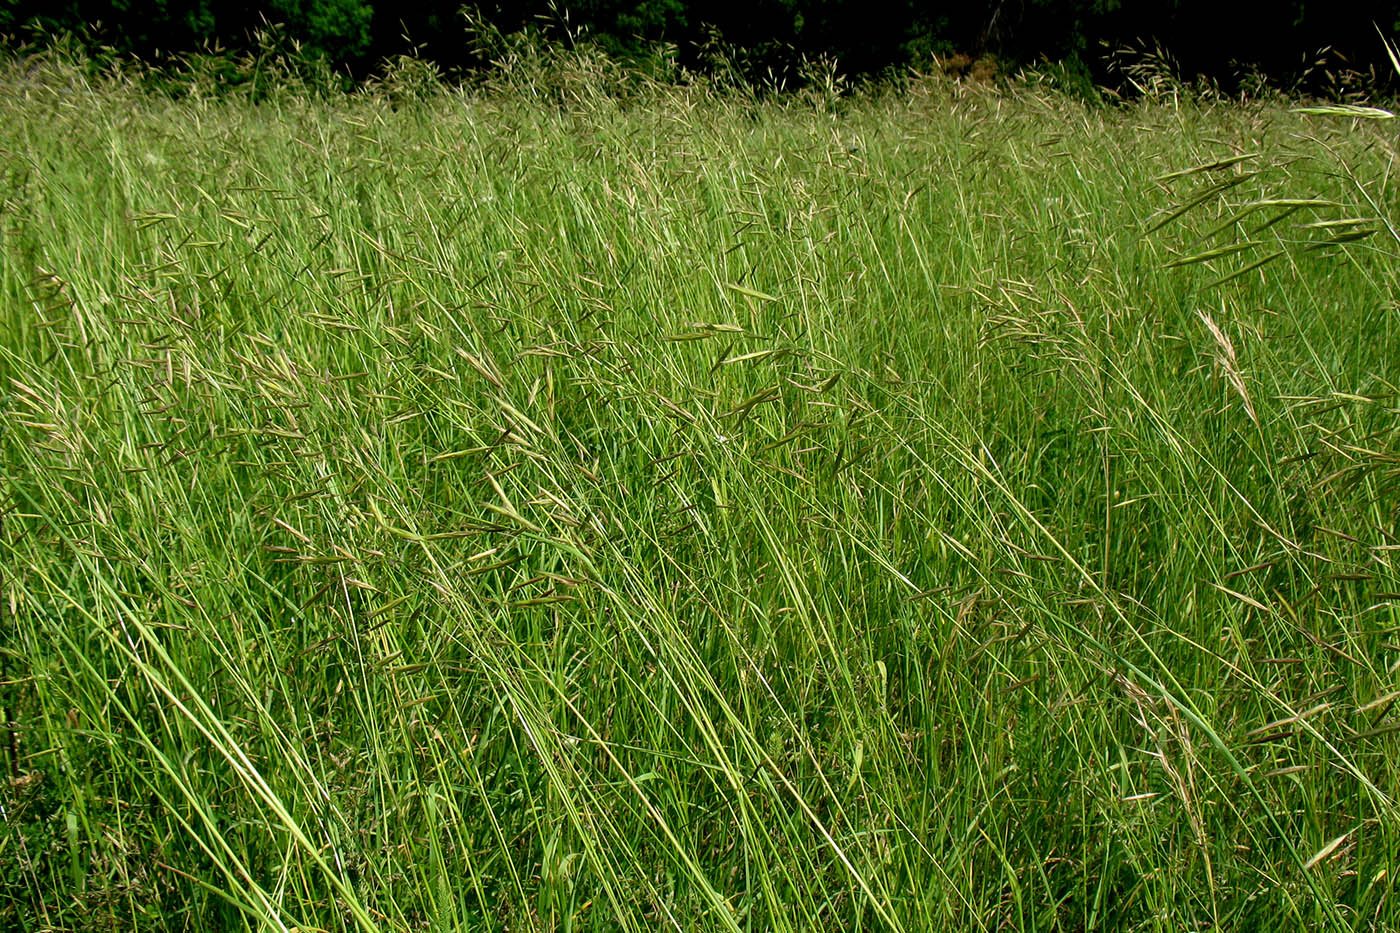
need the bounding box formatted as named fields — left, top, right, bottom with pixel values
left=1197, top=309, right=1258, bottom=425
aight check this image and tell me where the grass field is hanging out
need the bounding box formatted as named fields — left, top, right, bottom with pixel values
left=2, top=47, right=1400, bottom=931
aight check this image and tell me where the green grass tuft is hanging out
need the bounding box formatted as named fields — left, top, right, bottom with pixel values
left=2, top=52, right=1399, bottom=931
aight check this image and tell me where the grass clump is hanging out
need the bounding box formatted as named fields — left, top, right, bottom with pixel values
left=1, top=50, right=1399, bottom=931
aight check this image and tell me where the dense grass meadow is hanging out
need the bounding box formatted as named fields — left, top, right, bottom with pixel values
left=3, top=48, right=1400, bottom=931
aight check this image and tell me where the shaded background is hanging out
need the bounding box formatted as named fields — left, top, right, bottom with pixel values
left=2, top=1, right=1399, bottom=92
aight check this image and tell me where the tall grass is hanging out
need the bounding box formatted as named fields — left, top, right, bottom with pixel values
left=1, top=48, right=1398, bottom=931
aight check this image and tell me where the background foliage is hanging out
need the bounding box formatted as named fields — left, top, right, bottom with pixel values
left=3, top=0, right=1400, bottom=90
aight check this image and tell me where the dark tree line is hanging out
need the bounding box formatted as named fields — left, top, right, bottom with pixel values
left=3, top=0, right=1399, bottom=91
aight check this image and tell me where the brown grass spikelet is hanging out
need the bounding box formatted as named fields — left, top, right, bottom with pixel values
left=1197, top=308, right=1258, bottom=425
